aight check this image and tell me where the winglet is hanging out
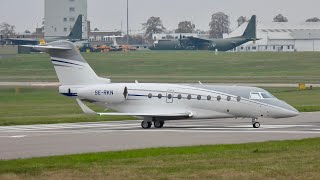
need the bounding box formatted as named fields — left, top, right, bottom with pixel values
left=76, top=98, right=96, bottom=115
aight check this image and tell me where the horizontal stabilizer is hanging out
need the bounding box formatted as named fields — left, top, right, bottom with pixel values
left=21, top=45, right=72, bottom=51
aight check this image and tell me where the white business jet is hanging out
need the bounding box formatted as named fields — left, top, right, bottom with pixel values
left=25, top=41, right=300, bottom=129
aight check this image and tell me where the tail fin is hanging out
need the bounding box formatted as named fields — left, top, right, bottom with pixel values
left=67, top=15, right=83, bottom=40
left=26, top=41, right=110, bottom=85
left=242, top=15, right=257, bottom=40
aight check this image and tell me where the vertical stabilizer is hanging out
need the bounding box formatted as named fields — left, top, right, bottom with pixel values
left=68, top=15, right=83, bottom=40
left=31, top=41, right=110, bottom=85
left=242, top=15, right=257, bottom=40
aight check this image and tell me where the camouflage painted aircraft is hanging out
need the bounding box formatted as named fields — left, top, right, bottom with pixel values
left=4, top=15, right=84, bottom=45
left=150, top=15, right=259, bottom=51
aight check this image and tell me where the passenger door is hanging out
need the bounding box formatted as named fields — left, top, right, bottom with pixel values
left=166, top=90, right=174, bottom=103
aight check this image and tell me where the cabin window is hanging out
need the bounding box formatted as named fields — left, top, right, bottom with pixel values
left=148, top=93, right=152, bottom=98
left=227, top=96, right=231, bottom=101
left=158, top=94, right=162, bottom=99
left=197, top=95, right=201, bottom=100
left=207, top=95, right=211, bottom=100
left=177, top=94, right=182, bottom=100
left=187, top=94, right=192, bottom=100
left=217, top=96, right=221, bottom=101
left=237, top=96, right=241, bottom=102
left=168, top=94, right=172, bottom=99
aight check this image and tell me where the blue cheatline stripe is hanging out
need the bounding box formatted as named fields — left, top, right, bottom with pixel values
left=61, top=93, right=78, bottom=97
left=51, top=59, right=84, bottom=67
left=128, top=94, right=146, bottom=97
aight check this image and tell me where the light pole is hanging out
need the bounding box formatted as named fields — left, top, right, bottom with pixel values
left=126, top=0, right=129, bottom=45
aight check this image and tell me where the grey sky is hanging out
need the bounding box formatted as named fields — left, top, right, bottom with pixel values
left=1, top=0, right=320, bottom=33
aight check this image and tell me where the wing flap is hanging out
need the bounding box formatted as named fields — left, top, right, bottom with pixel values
left=76, top=98, right=193, bottom=118
left=98, top=112, right=192, bottom=117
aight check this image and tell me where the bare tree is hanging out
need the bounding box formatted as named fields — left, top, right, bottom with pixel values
left=0, top=22, right=15, bottom=35
left=273, top=14, right=288, bottom=22
left=209, top=12, right=230, bottom=38
left=142, top=17, right=166, bottom=39
left=175, top=21, right=195, bottom=33
left=237, top=16, right=247, bottom=27
left=306, top=17, right=320, bottom=22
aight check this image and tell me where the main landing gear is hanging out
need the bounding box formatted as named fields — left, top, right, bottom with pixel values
left=252, top=118, right=261, bottom=128
left=141, top=120, right=165, bottom=129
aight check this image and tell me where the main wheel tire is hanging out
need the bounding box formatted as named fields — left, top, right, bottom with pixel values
left=253, top=122, right=260, bottom=128
left=154, top=120, right=164, bottom=128
left=141, top=121, right=152, bottom=129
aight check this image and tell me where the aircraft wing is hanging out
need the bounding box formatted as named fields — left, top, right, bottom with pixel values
left=76, top=98, right=193, bottom=118
left=187, top=36, right=212, bottom=44
left=5, top=38, right=39, bottom=45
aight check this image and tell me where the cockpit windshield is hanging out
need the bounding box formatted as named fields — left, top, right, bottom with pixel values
left=250, top=92, right=275, bottom=99
left=261, top=92, right=275, bottom=99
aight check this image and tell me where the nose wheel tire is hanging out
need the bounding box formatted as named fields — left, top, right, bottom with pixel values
left=252, top=118, right=261, bottom=128
left=253, top=122, right=261, bottom=128
left=154, top=120, right=164, bottom=128
left=141, top=121, right=152, bottom=129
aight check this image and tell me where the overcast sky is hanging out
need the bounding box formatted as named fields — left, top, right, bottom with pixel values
left=1, top=0, right=320, bottom=33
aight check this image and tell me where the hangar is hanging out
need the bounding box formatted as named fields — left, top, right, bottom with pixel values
left=226, top=22, right=320, bottom=52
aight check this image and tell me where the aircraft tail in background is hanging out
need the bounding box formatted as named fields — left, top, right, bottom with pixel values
left=242, top=15, right=257, bottom=40
left=67, top=15, right=83, bottom=40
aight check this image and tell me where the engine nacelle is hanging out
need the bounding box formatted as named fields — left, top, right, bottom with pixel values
left=77, top=84, right=128, bottom=104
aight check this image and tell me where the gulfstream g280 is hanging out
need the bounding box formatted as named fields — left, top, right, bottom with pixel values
left=25, top=41, right=300, bottom=129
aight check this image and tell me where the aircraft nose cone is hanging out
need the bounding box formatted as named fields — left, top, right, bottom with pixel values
left=281, top=101, right=300, bottom=117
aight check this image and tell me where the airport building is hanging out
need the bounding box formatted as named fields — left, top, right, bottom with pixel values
left=44, top=0, right=88, bottom=39
left=226, top=22, right=320, bottom=52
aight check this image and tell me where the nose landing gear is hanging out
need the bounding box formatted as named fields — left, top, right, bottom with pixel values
left=252, top=118, right=260, bottom=128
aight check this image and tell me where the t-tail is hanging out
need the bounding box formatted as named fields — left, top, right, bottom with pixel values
left=67, top=15, right=83, bottom=40
left=24, top=41, right=110, bottom=86
left=242, top=15, right=258, bottom=41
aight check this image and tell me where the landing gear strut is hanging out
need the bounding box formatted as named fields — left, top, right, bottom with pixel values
left=141, top=120, right=152, bottom=129
left=153, top=120, right=164, bottom=128
left=252, top=118, right=260, bottom=128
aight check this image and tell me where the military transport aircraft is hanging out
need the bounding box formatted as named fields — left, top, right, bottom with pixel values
left=150, top=15, right=259, bottom=51
left=5, top=15, right=84, bottom=45
left=24, top=41, right=299, bottom=129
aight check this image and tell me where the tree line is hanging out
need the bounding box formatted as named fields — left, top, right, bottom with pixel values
left=142, top=13, right=320, bottom=40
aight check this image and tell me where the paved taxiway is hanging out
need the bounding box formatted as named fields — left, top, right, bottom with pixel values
left=0, top=82, right=320, bottom=88
left=0, top=112, right=320, bottom=160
